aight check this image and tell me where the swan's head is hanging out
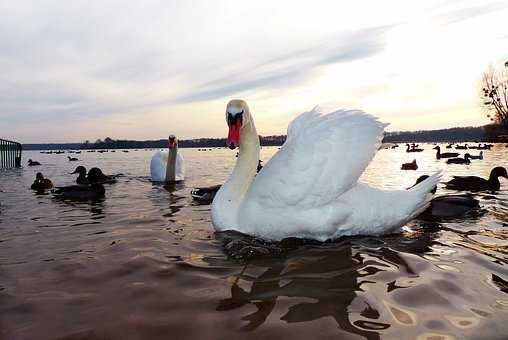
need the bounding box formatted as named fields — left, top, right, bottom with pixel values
left=168, top=134, right=177, bottom=149
left=225, top=99, right=250, bottom=149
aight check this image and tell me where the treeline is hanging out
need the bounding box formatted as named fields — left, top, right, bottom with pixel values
left=382, top=126, right=485, bottom=143
left=84, top=135, right=287, bottom=149
left=22, top=124, right=507, bottom=151
left=22, top=136, right=288, bottom=150
left=23, top=143, right=83, bottom=151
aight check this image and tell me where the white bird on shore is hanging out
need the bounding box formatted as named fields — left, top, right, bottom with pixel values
left=211, top=100, right=441, bottom=241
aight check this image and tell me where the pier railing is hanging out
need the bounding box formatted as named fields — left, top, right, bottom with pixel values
left=0, top=139, right=22, bottom=168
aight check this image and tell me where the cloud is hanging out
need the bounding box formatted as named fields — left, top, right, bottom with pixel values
left=437, top=1, right=508, bottom=24
left=177, top=26, right=388, bottom=103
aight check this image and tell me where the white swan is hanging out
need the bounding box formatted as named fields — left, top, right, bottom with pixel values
left=150, top=135, right=185, bottom=182
left=211, top=100, right=441, bottom=241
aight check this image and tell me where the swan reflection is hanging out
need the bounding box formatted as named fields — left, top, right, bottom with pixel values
left=216, top=233, right=438, bottom=338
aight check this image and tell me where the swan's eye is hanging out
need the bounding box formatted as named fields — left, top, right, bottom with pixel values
left=227, top=110, right=243, bottom=126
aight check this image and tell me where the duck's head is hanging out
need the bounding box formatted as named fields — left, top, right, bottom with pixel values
left=168, top=134, right=178, bottom=149
left=491, top=166, right=508, bottom=180
left=465, top=153, right=471, bottom=159
left=71, top=166, right=87, bottom=176
left=225, top=99, right=251, bottom=150
left=28, top=159, right=33, bottom=163
left=35, top=172, right=44, bottom=181
left=87, top=169, right=101, bottom=184
left=433, top=146, right=440, bottom=150
left=87, top=167, right=105, bottom=178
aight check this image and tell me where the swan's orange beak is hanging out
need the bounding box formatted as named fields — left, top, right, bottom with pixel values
left=227, top=121, right=241, bottom=149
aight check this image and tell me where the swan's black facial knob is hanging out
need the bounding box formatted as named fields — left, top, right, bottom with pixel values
left=227, top=110, right=243, bottom=126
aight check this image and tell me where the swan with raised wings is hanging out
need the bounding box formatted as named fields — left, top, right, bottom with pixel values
left=150, top=135, right=185, bottom=182
left=211, top=100, right=441, bottom=241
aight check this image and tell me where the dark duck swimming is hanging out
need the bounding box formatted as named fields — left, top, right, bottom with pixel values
left=445, top=166, right=508, bottom=192
left=406, top=143, right=423, bottom=152
left=27, top=159, right=41, bottom=166
left=31, top=173, right=54, bottom=191
left=401, top=159, right=418, bottom=170
left=191, top=160, right=263, bottom=204
left=71, top=166, right=89, bottom=184
left=446, top=153, right=471, bottom=164
left=411, top=175, right=480, bottom=220
left=87, top=167, right=118, bottom=184
left=71, top=166, right=118, bottom=185
left=433, top=146, right=459, bottom=159
left=53, top=170, right=105, bottom=200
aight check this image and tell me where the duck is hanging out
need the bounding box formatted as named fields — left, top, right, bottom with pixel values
left=433, top=146, right=459, bottom=159
left=410, top=175, right=480, bottom=220
left=445, top=166, right=508, bottom=191
left=446, top=143, right=454, bottom=149
left=70, top=166, right=89, bottom=184
left=469, top=151, right=483, bottom=160
left=191, top=184, right=222, bottom=204
left=71, top=166, right=118, bottom=185
left=446, top=153, right=471, bottom=164
left=53, top=170, right=105, bottom=200
left=406, top=144, right=423, bottom=152
left=401, top=159, right=418, bottom=170
left=192, top=160, right=264, bottom=204
left=87, top=167, right=118, bottom=184
left=150, top=134, right=185, bottom=182
left=27, top=159, right=41, bottom=166
left=31, top=172, right=54, bottom=191
left=67, top=156, right=79, bottom=162
left=211, top=100, right=441, bottom=241
left=455, top=144, right=468, bottom=150
left=478, top=144, right=493, bottom=150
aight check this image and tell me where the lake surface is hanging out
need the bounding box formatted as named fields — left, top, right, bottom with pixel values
left=1, top=145, right=507, bottom=340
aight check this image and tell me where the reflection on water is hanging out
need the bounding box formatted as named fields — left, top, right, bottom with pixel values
left=0, top=145, right=507, bottom=339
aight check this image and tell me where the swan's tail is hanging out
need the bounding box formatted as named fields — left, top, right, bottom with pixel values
left=407, top=170, right=443, bottom=220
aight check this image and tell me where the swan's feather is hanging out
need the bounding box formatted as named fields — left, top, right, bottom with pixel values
left=247, top=108, right=387, bottom=209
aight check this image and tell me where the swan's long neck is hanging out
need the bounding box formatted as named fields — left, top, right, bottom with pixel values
left=212, top=120, right=260, bottom=229
left=165, top=145, right=178, bottom=182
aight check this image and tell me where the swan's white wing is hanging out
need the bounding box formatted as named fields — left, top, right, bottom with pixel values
left=247, top=108, right=387, bottom=209
left=150, top=150, right=166, bottom=182
left=176, top=153, right=185, bottom=181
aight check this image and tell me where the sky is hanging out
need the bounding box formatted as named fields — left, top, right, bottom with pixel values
left=1, top=0, right=507, bottom=143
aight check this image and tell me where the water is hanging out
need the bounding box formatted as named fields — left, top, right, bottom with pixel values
left=1, top=145, right=507, bottom=340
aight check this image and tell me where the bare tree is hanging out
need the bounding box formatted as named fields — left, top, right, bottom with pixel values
left=481, top=61, right=508, bottom=133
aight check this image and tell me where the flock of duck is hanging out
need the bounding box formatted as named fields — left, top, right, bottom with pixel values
left=401, top=144, right=487, bottom=170
left=26, top=100, right=507, bottom=241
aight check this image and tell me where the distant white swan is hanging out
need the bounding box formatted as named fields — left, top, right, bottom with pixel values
left=211, top=100, right=441, bottom=241
left=150, top=135, right=185, bottom=182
